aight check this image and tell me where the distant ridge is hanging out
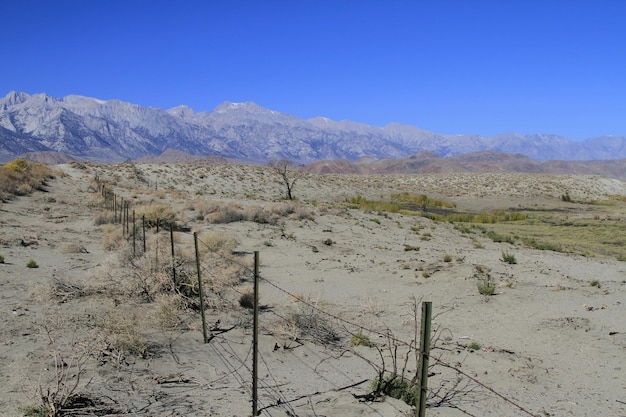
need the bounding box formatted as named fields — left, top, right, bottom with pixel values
left=2, top=91, right=626, bottom=166
left=304, top=151, right=626, bottom=180
left=18, top=151, right=75, bottom=165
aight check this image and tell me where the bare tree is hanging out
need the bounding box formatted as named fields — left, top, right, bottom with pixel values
left=268, top=160, right=304, bottom=200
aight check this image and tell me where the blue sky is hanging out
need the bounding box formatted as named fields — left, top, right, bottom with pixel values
left=2, top=0, right=625, bottom=140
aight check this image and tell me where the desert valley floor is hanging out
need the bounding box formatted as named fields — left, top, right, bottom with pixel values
left=1, top=162, right=625, bottom=417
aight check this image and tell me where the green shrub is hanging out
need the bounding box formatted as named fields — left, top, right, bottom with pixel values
left=403, top=244, right=420, bottom=252
left=350, top=332, right=373, bottom=347
left=443, top=254, right=453, bottom=262
left=590, top=279, right=601, bottom=288
left=0, top=254, right=4, bottom=263
left=501, top=251, right=517, bottom=264
left=26, top=259, right=39, bottom=268
left=468, top=341, right=482, bottom=351
left=370, top=375, right=420, bottom=406
left=477, top=277, right=496, bottom=295
left=18, top=405, right=47, bottom=417
left=485, top=230, right=516, bottom=244
left=472, top=239, right=484, bottom=249
left=521, top=237, right=563, bottom=252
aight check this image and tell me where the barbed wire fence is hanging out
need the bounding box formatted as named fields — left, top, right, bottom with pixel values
left=95, top=177, right=540, bottom=417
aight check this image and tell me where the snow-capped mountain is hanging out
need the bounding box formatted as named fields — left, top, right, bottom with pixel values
left=1, top=91, right=625, bottom=163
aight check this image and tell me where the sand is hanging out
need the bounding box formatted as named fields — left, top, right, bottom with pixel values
left=1, top=162, right=625, bottom=417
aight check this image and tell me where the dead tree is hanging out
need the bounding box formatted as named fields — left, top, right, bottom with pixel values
left=268, top=159, right=303, bottom=200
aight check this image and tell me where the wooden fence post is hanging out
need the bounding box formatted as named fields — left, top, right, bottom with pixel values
left=142, top=215, right=146, bottom=254
left=252, top=251, right=260, bottom=417
left=170, top=224, right=176, bottom=286
left=194, top=232, right=208, bottom=343
left=417, top=301, right=432, bottom=417
left=132, top=210, right=136, bottom=257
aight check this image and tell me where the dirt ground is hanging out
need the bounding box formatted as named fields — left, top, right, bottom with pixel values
left=1, top=162, right=625, bottom=417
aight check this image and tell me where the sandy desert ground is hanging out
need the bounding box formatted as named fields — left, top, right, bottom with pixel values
left=1, top=161, right=625, bottom=417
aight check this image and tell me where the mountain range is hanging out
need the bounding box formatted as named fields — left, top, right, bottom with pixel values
left=1, top=91, right=626, bottom=167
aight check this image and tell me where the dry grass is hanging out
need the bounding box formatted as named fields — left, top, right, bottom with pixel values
left=97, top=308, right=153, bottom=358
left=204, top=202, right=246, bottom=223
left=31, top=277, right=90, bottom=303
left=201, top=232, right=238, bottom=253
left=60, top=243, right=88, bottom=254
left=0, top=158, right=54, bottom=201
left=133, top=203, right=177, bottom=228
left=155, top=293, right=190, bottom=330
left=101, top=225, right=125, bottom=251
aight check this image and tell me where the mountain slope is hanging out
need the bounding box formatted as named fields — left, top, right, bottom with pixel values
left=1, top=91, right=626, bottom=164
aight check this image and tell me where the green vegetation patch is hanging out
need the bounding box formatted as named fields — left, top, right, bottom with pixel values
left=483, top=207, right=626, bottom=260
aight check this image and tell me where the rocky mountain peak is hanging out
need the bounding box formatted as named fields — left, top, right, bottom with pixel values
left=1, top=91, right=626, bottom=165
left=1, top=91, right=30, bottom=107
left=213, top=101, right=265, bottom=114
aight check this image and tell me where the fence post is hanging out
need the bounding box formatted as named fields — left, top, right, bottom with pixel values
left=194, top=232, right=208, bottom=343
left=132, top=210, right=136, bottom=257
left=142, top=215, right=146, bottom=254
left=417, top=301, right=432, bottom=417
left=170, top=224, right=176, bottom=286
left=252, top=251, right=260, bottom=417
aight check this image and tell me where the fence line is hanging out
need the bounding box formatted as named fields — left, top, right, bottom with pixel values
left=95, top=178, right=539, bottom=417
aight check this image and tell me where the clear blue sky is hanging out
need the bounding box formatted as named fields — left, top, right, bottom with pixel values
left=2, top=0, right=625, bottom=140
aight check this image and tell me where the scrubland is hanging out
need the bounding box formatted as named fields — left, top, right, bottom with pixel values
left=1, top=159, right=625, bottom=417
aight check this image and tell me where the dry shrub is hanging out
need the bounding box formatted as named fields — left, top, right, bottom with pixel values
left=204, top=201, right=245, bottom=223
left=31, top=277, right=90, bottom=303
left=204, top=258, right=252, bottom=295
left=155, top=293, right=189, bottom=330
left=121, top=233, right=200, bottom=302
left=125, top=237, right=176, bottom=301
left=270, top=293, right=339, bottom=346
left=243, top=205, right=278, bottom=225
left=290, top=204, right=316, bottom=221
left=246, top=202, right=315, bottom=225
left=61, top=243, right=88, bottom=254
left=238, top=286, right=255, bottom=309
left=33, top=318, right=93, bottom=417
left=200, top=200, right=315, bottom=225
left=93, top=210, right=114, bottom=225
left=134, top=203, right=177, bottom=227
left=188, top=198, right=215, bottom=220
left=101, top=225, right=124, bottom=251
left=0, top=158, right=54, bottom=201
left=98, top=308, right=152, bottom=358
left=201, top=232, right=238, bottom=253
